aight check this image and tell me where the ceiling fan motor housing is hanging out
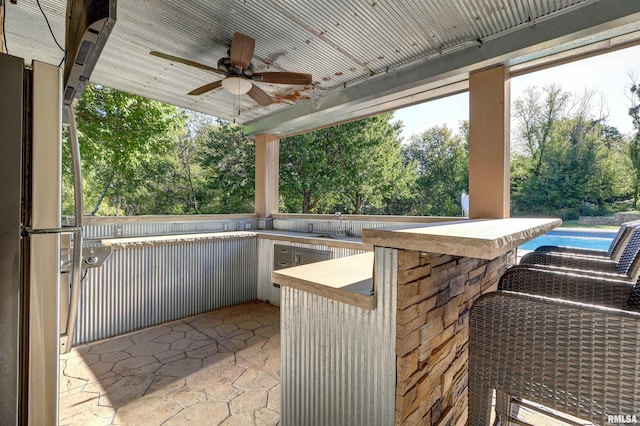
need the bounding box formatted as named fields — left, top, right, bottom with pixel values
left=244, top=63, right=254, bottom=77
left=217, top=57, right=230, bottom=74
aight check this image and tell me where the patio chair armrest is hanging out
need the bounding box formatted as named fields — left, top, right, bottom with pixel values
left=499, top=266, right=633, bottom=308
left=511, top=262, right=629, bottom=281
left=533, top=245, right=609, bottom=258
left=470, top=291, right=640, bottom=425
left=520, top=252, right=619, bottom=273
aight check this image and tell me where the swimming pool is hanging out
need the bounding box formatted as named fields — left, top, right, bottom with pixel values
left=518, top=229, right=616, bottom=251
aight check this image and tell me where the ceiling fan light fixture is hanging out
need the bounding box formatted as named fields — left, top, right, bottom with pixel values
left=222, top=76, right=252, bottom=95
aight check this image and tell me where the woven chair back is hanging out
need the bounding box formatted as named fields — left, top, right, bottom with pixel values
left=616, top=226, right=640, bottom=276
left=608, top=223, right=629, bottom=256
left=608, top=220, right=640, bottom=259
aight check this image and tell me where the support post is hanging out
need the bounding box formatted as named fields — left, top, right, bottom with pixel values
left=468, top=65, right=510, bottom=219
left=255, top=133, right=280, bottom=217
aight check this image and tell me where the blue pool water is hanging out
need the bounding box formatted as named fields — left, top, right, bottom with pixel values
left=519, top=229, right=616, bottom=251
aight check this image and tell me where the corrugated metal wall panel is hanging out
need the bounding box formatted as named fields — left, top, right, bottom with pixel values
left=83, top=218, right=258, bottom=239
left=272, top=217, right=449, bottom=236
left=280, top=247, right=397, bottom=425
left=74, top=236, right=257, bottom=345
left=257, top=238, right=368, bottom=306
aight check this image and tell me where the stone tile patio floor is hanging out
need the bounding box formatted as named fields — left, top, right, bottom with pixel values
left=59, top=301, right=281, bottom=425
left=60, top=298, right=588, bottom=426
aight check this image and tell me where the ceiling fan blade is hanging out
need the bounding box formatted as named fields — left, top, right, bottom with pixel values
left=188, top=81, right=223, bottom=96
left=254, top=72, right=313, bottom=85
left=150, top=51, right=226, bottom=75
left=230, top=32, right=255, bottom=71
left=247, top=84, right=273, bottom=106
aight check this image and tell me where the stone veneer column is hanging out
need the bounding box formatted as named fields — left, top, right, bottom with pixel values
left=394, top=250, right=516, bottom=425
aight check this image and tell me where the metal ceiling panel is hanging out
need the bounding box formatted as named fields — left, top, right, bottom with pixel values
left=4, top=0, right=636, bottom=129
left=245, top=0, right=640, bottom=136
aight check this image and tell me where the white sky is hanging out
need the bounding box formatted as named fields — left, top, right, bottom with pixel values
left=394, top=44, right=640, bottom=142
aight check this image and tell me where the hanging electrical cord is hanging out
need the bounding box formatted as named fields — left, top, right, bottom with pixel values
left=35, top=0, right=64, bottom=52
left=2, top=0, right=9, bottom=54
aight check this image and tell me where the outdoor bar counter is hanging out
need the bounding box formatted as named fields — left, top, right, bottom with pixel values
left=272, top=217, right=560, bottom=426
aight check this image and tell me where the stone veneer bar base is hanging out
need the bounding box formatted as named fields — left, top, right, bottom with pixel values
left=394, top=249, right=515, bottom=425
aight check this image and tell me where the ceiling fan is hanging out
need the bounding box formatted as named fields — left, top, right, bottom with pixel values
left=150, top=32, right=312, bottom=106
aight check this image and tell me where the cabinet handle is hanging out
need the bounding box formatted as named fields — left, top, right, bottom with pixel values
left=295, top=254, right=300, bottom=265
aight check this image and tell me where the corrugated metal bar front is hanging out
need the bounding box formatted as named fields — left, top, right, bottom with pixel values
left=257, top=238, right=367, bottom=306
left=74, top=236, right=257, bottom=345
left=280, top=247, right=397, bottom=425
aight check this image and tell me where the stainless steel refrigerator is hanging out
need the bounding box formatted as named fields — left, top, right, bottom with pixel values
left=0, top=54, right=64, bottom=425
left=1, top=1, right=115, bottom=423
left=1, top=0, right=116, bottom=422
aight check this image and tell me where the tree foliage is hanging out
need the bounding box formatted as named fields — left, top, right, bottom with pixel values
left=511, top=85, right=633, bottom=219
left=279, top=113, right=413, bottom=214
left=65, top=84, right=189, bottom=215
left=67, top=82, right=637, bottom=221
left=628, top=81, right=640, bottom=209
left=400, top=123, right=468, bottom=216
left=195, top=121, right=255, bottom=213
left=64, top=84, right=254, bottom=216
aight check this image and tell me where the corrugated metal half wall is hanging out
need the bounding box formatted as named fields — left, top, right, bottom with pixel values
left=75, top=235, right=257, bottom=345
left=280, top=247, right=397, bottom=425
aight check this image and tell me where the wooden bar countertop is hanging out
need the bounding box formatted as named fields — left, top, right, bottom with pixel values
left=272, top=218, right=560, bottom=308
left=272, top=252, right=375, bottom=310
left=362, top=217, right=561, bottom=259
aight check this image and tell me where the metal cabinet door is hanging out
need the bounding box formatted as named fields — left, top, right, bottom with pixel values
left=274, top=245, right=295, bottom=263
left=295, top=248, right=330, bottom=265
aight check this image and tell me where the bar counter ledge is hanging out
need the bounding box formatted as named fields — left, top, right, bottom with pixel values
left=272, top=217, right=560, bottom=426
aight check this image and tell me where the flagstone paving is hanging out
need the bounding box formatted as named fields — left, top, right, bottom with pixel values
left=60, top=298, right=585, bottom=426
left=59, top=301, right=280, bottom=426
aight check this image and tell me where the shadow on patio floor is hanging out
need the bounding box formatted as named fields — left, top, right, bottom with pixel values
left=59, top=301, right=281, bottom=425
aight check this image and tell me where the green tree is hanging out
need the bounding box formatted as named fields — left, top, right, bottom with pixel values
left=195, top=121, right=255, bottom=214
left=401, top=122, right=468, bottom=216
left=511, top=85, right=633, bottom=219
left=279, top=129, right=337, bottom=213
left=66, top=84, right=189, bottom=215
left=513, top=84, right=569, bottom=176
left=279, top=113, right=412, bottom=214
left=628, top=81, right=640, bottom=209
left=333, top=114, right=413, bottom=214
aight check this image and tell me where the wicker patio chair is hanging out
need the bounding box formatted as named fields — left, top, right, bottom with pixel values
left=469, top=286, right=640, bottom=426
left=533, top=220, right=640, bottom=261
left=519, top=225, right=640, bottom=278
left=498, top=265, right=635, bottom=308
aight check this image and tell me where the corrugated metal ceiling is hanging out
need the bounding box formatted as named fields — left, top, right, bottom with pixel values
left=3, top=0, right=639, bottom=129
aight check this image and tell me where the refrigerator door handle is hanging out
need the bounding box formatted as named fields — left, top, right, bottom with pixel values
left=24, top=226, right=83, bottom=234
left=60, top=106, right=84, bottom=354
